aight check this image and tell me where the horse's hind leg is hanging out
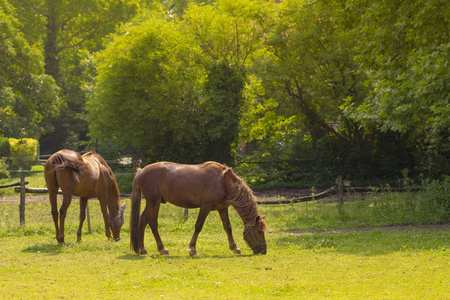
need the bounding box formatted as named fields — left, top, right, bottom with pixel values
left=188, top=206, right=212, bottom=256
left=77, top=197, right=88, bottom=242
left=218, top=208, right=242, bottom=254
left=48, top=188, right=60, bottom=244
left=58, top=192, right=73, bottom=245
left=45, top=170, right=60, bottom=244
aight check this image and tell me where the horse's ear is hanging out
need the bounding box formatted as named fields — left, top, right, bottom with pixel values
left=256, top=215, right=266, bottom=221
left=256, top=215, right=267, bottom=231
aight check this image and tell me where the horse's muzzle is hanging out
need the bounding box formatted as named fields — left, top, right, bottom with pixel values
left=253, top=248, right=267, bottom=255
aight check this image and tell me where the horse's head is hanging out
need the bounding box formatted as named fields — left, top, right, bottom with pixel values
left=109, top=203, right=126, bottom=241
left=243, top=215, right=267, bottom=255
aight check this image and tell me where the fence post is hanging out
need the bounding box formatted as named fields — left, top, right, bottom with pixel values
left=19, top=176, right=26, bottom=225
left=337, top=175, right=344, bottom=213
left=184, top=208, right=188, bottom=220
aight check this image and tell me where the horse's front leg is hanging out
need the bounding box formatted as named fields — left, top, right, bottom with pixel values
left=188, top=206, right=211, bottom=256
left=77, top=197, right=88, bottom=242
left=147, top=201, right=169, bottom=255
left=99, top=198, right=111, bottom=239
left=218, top=208, right=242, bottom=254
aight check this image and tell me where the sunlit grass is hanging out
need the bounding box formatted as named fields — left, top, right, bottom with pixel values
left=0, top=165, right=46, bottom=197
left=0, top=195, right=449, bottom=299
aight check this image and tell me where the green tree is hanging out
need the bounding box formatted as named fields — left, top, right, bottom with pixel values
left=0, top=0, right=60, bottom=139
left=343, top=0, right=450, bottom=174
left=87, top=12, right=206, bottom=162
left=9, top=0, right=142, bottom=153
left=239, top=0, right=419, bottom=183
left=181, top=0, right=274, bottom=164
left=202, top=61, right=245, bottom=164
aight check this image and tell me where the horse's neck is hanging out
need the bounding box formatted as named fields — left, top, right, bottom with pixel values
left=106, top=185, right=121, bottom=214
left=230, top=201, right=258, bottom=228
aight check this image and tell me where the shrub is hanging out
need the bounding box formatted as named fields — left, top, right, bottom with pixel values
left=9, top=138, right=39, bottom=169
left=0, top=136, right=10, bottom=157
left=0, top=158, right=9, bottom=179
left=114, top=174, right=134, bottom=194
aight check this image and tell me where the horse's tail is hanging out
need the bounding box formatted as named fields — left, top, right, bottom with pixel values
left=130, top=168, right=143, bottom=254
left=50, top=152, right=85, bottom=173
left=44, top=154, right=59, bottom=190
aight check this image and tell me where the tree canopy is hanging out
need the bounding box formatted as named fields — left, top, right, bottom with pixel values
left=2, top=0, right=448, bottom=183
left=0, top=0, right=60, bottom=138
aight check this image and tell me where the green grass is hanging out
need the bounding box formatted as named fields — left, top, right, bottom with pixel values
left=0, top=165, right=47, bottom=198
left=0, top=192, right=449, bottom=299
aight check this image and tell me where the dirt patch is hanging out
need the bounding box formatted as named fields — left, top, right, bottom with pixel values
left=0, top=195, right=49, bottom=204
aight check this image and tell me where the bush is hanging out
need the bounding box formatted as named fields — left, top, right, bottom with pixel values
left=114, top=174, right=134, bottom=194
left=0, top=136, right=10, bottom=157
left=0, top=158, right=9, bottom=179
left=419, top=175, right=450, bottom=221
left=9, top=138, right=39, bottom=169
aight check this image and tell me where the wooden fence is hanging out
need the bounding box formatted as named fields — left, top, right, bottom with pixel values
left=2, top=173, right=417, bottom=226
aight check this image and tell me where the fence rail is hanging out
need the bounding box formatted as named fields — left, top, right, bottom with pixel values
left=2, top=173, right=420, bottom=226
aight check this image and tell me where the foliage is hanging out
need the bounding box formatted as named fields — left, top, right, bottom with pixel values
left=114, top=173, right=134, bottom=194
left=181, top=0, right=274, bottom=67
left=202, top=61, right=245, bottom=165
left=343, top=0, right=450, bottom=153
left=0, top=0, right=60, bottom=139
left=0, top=136, right=10, bottom=178
left=8, top=0, right=143, bottom=152
left=3, top=0, right=449, bottom=184
left=0, top=136, right=10, bottom=157
left=88, top=12, right=207, bottom=163
left=0, top=158, right=8, bottom=179
left=8, top=138, right=39, bottom=168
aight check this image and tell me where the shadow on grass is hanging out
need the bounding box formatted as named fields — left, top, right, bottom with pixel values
left=22, top=243, right=65, bottom=254
left=117, top=253, right=255, bottom=260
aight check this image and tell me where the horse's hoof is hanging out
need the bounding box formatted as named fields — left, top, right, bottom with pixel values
left=160, top=249, right=170, bottom=256
left=189, top=250, right=199, bottom=257
left=139, top=248, right=148, bottom=255
left=234, top=248, right=242, bottom=254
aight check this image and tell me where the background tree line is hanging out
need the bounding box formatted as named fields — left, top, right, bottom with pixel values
left=1, top=0, right=448, bottom=186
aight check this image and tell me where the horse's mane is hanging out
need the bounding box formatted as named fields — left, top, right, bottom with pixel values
left=221, top=167, right=267, bottom=230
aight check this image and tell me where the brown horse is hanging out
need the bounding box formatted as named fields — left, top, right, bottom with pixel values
left=130, top=161, right=267, bottom=256
left=44, top=149, right=126, bottom=244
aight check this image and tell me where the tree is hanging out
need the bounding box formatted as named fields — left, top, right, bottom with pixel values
left=180, top=0, right=274, bottom=164
left=9, top=0, right=142, bottom=153
left=202, top=61, right=245, bottom=164
left=0, top=0, right=60, bottom=139
left=344, top=0, right=450, bottom=152
left=342, top=0, right=450, bottom=175
left=87, top=12, right=206, bottom=163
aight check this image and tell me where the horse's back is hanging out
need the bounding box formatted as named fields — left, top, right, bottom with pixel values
left=137, top=162, right=227, bottom=208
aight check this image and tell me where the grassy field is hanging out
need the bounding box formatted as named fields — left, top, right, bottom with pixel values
left=1, top=193, right=449, bottom=299
left=1, top=170, right=449, bottom=299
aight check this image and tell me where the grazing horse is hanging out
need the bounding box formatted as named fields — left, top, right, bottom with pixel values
left=44, top=149, right=126, bottom=244
left=130, top=161, right=267, bottom=256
